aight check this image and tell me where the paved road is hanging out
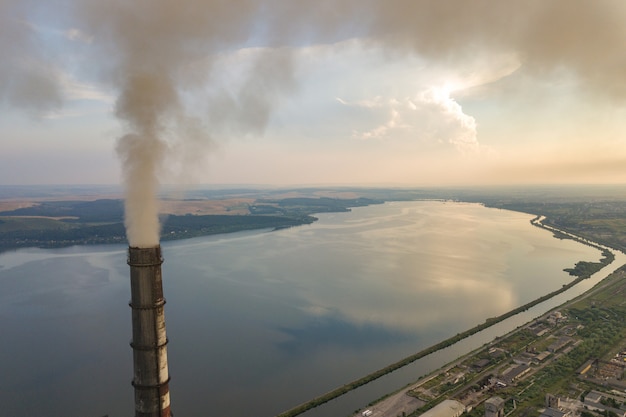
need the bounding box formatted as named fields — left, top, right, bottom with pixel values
left=354, top=392, right=424, bottom=417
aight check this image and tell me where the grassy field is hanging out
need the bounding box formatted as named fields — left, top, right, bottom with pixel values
left=0, top=216, right=78, bottom=232
left=0, top=195, right=382, bottom=251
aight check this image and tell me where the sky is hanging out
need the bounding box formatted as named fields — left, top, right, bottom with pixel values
left=2, top=0, right=626, bottom=188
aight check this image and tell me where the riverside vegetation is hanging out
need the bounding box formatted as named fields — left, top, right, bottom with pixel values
left=3, top=185, right=626, bottom=416
left=0, top=195, right=381, bottom=252
left=275, top=220, right=615, bottom=417
left=4, top=185, right=626, bottom=254
left=407, top=265, right=626, bottom=417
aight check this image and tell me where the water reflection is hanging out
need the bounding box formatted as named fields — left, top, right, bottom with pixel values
left=0, top=201, right=605, bottom=417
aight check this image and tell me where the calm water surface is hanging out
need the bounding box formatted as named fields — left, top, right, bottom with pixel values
left=0, top=201, right=615, bottom=417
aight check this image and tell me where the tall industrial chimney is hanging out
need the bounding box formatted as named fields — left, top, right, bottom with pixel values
left=127, top=245, right=171, bottom=417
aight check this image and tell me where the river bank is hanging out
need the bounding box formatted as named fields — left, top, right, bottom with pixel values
left=0, top=200, right=606, bottom=416
left=351, top=263, right=626, bottom=417
left=275, top=218, right=626, bottom=417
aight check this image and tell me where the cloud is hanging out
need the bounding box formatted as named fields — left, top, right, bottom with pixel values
left=60, top=76, right=114, bottom=103
left=3, top=0, right=626, bottom=190
left=367, top=0, right=626, bottom=97
left=338, top=88, right=479, bottom=154
left=416, top=87, right=479, bottom=154
left=0, top=0, right=63, bottom=114
left=64, top=28, right=92, bottom=43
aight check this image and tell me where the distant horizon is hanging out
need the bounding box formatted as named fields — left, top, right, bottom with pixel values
left=2, top=182, right=626, bottom=188
left=2, top=182, right=626, bottom=203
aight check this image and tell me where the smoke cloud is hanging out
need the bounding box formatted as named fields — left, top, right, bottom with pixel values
left=72, top=0, right=308, bottom=247
left=2, top=0, right=626, bottom=244
left=368, top=0, right=626, bottom=97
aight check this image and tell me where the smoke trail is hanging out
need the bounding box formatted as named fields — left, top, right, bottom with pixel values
left=78, top=0, right=626, bottom=245
left=75, top=0, right=292, bottom=247
left=113, top=73, right=177, bottom=247
left=3, top=0, right=626, bottom=244
left=368, top=0, right=626, bottom=97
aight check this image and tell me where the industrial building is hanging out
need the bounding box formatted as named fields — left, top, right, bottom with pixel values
left=418, top=399, right=465, bottom=417
left=484, top=396, right=505, bottom=417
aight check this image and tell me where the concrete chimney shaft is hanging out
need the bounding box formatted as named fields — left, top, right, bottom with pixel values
left=128, top=246, right=171, bottom=417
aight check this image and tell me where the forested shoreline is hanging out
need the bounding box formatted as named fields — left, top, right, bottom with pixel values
left=0, top=196, right=381, bottom=252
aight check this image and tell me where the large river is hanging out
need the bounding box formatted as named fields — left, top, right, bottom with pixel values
left=0, top=201, right=620, bottom=417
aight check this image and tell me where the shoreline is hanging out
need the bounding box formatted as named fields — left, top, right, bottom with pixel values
left=274, top=215, right=624, bottom=417
left=349, top=261, right=626, bottom=417
left=1, top=197, right=618, bottom=416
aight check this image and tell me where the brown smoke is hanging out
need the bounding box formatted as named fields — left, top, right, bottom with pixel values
left=3, top=0, right=626, bottom=243
left=74, top=0, right=303, bottom=246
left=367, top=0, right=626, bottom=97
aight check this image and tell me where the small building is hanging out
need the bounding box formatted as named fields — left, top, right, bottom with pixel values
left=485, top=396, right=505, bottom=417
left=583, top=391, right=626, bottom=417
left=546, top=311, right=564, bottom=325
left=502, top=364, right=531, bottom=383
left=585, top=390, right=603, bottom=404
left=513, top=354, right=534, bottom=366
left=419, top=399, right=466, bottom=417
left=488, top=348, right=506, bottom=359
left=577, top=358, right=596, bottom=375
left=547, top=336, right=573, bottom=353
left=473, top=359, right=491, bottom=370
left=545, top=394, right=560, bottom=409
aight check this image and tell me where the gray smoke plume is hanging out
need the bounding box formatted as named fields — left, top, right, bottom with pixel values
left=368, top=0, right=626, bottom=97
left=3, top=0, right=626, bottom=244
left=75, top=0, right=295, bottom=247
